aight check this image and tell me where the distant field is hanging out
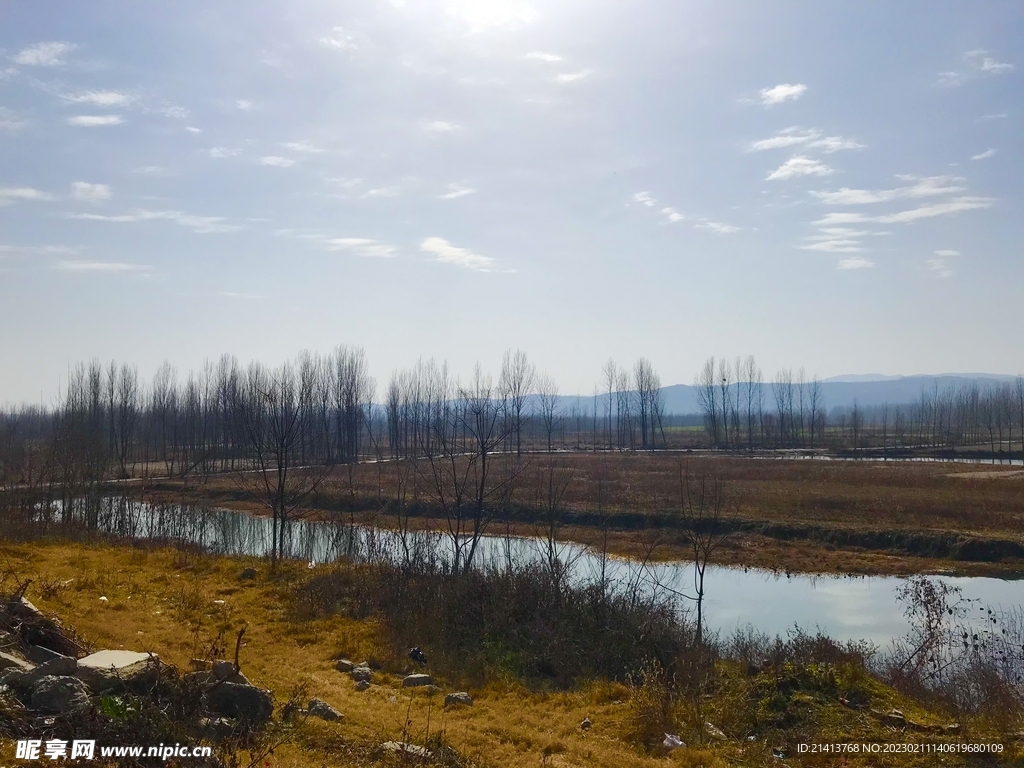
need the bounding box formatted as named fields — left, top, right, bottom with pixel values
left=147, top=453, right=1024, bottom=577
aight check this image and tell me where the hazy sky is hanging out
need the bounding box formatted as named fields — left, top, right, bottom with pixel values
left=1, top=1, right=1021, bottom=404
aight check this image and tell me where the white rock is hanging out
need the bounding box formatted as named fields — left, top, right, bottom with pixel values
left=663, top=733, right=685, bottom=751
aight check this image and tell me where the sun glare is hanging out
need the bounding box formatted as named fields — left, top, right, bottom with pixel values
left=447, top=0, right=536, bottom=29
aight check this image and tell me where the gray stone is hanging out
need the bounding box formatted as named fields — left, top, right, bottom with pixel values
left=23, top=645, right=69, bottom=665
left=0, top=651, right=34, bottom=674
left=205, top=682, right=273, bottom=725
left=335, top=659, right=355, bottom=673
left=29, top=675, right=91, bottom=714
left=76, top=650, right=155, bottom=693
left=212, top=660, right=251, bottom=685
left=308, top=698, right=343, bottom=721
left=239, top=567, right=257, bottom=580
left=444, top=692, right=473, bottom=708
left=402, top=673, right=433, bottom=688
left=184, top=670, right=216, bottom=686
left=355, top=680, right=370, bottom=692
left=0, top=668, right=27, bottom=689
left=351, top=667, right=372, bottom=683
left=382, top=742, right=431, bottom=759
left=24, top=656, right=77, bottom=687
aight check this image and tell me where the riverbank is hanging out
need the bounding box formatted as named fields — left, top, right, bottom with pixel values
left=2, top=539, right=1018, bottom=767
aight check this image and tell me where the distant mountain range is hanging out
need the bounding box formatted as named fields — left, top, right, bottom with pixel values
left=552, top=374, right=1019, bottom=416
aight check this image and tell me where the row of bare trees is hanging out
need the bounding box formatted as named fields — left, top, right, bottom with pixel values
left=695, top=356, right=825, bottom=449
left=696, top=355, right=1024, bottom=452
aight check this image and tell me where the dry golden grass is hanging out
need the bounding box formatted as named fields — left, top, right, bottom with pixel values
left=1, top=540, right=1019, bottom=767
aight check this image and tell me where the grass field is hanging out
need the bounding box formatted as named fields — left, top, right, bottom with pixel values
left=3, top=540, right=1018, bottom=768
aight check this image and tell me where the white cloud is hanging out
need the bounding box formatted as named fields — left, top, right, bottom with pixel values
left=61, top=90, right=134, bottom=107
left=525, top=51, right=562, bottom=62
left=980, top=113, right=1007, bottom=121
left=236, top=100, right=253, bottom=110
left=632, top=191, right=656, bottom=207
left=809, top=136, right=865, bottom=153
left=0, top=108, right=27, bottom=132
left=971, top=148, right=997, bottom=160
left=133, top=166, right=167, bottom=176
left=423, top=120, right=460, bottom=132
left=185, top=126, right=202, bottom=134
left=55, top=260, right=143, bottom=273
left=421, top=236, right=494, bottom=271
left=260, top=156, right=294, bottom=167
left=67, top=209, right=242, bottom=234
left=814, top=212, right=869, bottom=225
left=209, top=147, right=242, bottom=158
left=554, top=69, right=592, bottom=83
left=748, top=128, right=819, bottom=151
left=324, top=237, right=396, bottom=258
left=934, top=249, right=960, bottom=257
left=811, top=176, right=965, bottom=204
left=68, top=115, right=123, bottom=127
left=330, top=177, right=363, bottom=189
left=838, top=258, right=874, bottom=269
left=70, top=182, right=111, bottom=203
left=439, top=184, right=475, bottom=200
left=160, top=106, right=189, bottom=120
left=361, top=186, right=400, bottom=198
left=927, top=257, right=954, bottom=278
left=802, top=239, right=865, bottom=253
left=759, top=83, right=806, bottom=106
left=978, top=56, right=1014, bottom=74
left=661, top=207, right=684, bottom=222
left=0, top=186, right=56, bottom=205
left=13, top=42, right=73, bottom=66
left=320, top=27, right=356, bottom=50
left=0, top=244, right=78, bottom=257
left=748, top=128, right=863, bottom=154
left=940, top=50, right=1015, bottom=86
left=766, top=156, right=834, bottom=180
left=695, top=220, right=738, bottom=234
left=874, top=197, right=992, bottom=224
left=937, top=71, right=968, bottom=87
left=283, top=141, right=324, bottom=153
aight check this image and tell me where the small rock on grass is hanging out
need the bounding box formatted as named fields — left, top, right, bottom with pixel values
left=444, top=692, right=472, bottom=708
left=402, top=673, right=433, bottom=688
left=704, top=722, right=727, bottom=740
left=335, top=659, right=354, bottom=673
left=355, top=680, right=370, bottom=692
left=308, top=698, right=343, bottom=721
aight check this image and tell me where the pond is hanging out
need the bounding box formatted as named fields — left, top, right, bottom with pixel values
left=46, top=496, right=1024, bottom=648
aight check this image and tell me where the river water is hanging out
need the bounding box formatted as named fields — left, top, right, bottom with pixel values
left=53, top=497, right=1024, bottom=648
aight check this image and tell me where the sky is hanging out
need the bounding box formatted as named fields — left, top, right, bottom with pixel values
left=1, top=1, right=1022, bottom=405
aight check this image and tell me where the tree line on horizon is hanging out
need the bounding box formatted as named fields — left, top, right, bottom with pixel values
left=2, top=348, right=1023, bottom=499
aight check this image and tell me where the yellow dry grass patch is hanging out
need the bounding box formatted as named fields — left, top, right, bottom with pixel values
left=0, top=540, right=710, bottom=768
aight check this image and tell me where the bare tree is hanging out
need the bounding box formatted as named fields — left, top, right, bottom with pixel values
left=236, top=360, right=332, bottom=570
left=695, top=357, right=719, bottom=447
left=536, top=373, right=562, bottom=453
left=499, top=349, right=535, bottom=456
left=678, top=463, right=732, bottom=645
